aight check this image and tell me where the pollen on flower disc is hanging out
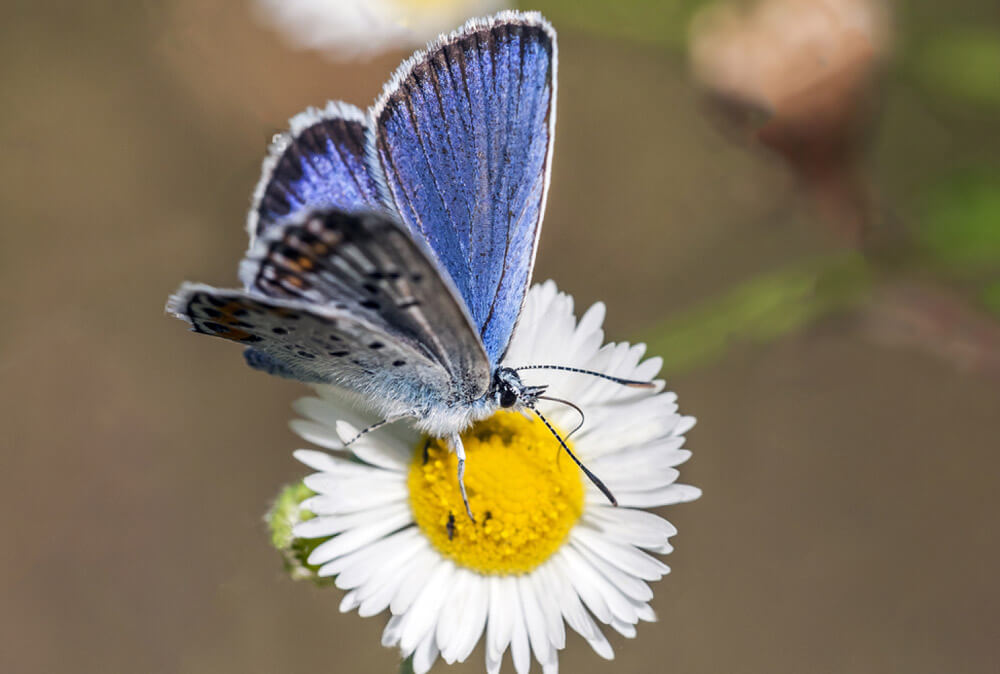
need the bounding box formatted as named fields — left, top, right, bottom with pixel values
left=408, top=411, right=585, bottom=575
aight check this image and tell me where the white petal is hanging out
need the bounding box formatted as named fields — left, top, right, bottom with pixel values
left=292, top=448, right=343, bottom=472
left=510, top=592, right=531, bottom=674
left=301, top=480, right=408, bottom=515
left=539, top=561, right=614, bottom=660
left=571, top=527, right=670, bottom=581
left=452, top=571, right=489, bottom=663
left=290, top=419, right=347, bottom=451
left=333, top=526, right=422, bottom=589
left=529, top=568, right=565, bottom=649
left=611, top=483, right=702, bottom=509
left=390, top=548, right=440, bottom=615
left=562, top=544, right=638, bottom=624
left=365, top=556, right=428, bottom=616
left=634, top=601, right=657, bottom=623
left=609, top=617, right=637, bottom=638
left=307, top=509, right=410, bottom=566
left=518, top=575, right=554, bottom=669
left=335, top=420, right=410, bottom=469
left=486, top=576, right=515, bottom=663
left=399, top=560, right=454, bottom=654
left=582, top=507, right=678, bottom=551
left=672, top=415, right=697, bottom=436
left=339, top=589, right=360, bottom=613
left=552, top=550, right=611, bottom=623
left=588, top=438, right=690, bottom=472
left=294, top=501, right=409, bottom=539
left=486, top=651, right=502, bottom=674
left=302, top=466, right=401, bottom=494
left=382, top=614, right=404, bottom=647
left=599, top=468, right=680, bottom=493
left=571, top=539, right=653, bottom=602
left=412, top=630, right=439, bottom=674
left=435, top=569, right=471, bottom=663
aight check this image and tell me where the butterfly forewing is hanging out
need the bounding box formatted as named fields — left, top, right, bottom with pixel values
left=370, top=12, right=557, bottom=368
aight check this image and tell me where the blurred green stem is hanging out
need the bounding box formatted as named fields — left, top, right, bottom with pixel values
left=399, top=656, right=415, bottom=674
left=643, top=253, right=873, bottom=374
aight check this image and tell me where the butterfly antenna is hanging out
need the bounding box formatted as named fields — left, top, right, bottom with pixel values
left=529, top=404, right=618, bottom=506
left=342, top=411, right=417, bottom=447
left=515, top=364, right=656, bottom=388
left=342, top=419, right=390, bottom=446
left=537, top=395, right=586, bottom=440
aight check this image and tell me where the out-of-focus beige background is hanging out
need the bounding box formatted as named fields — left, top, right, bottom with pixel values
left=2, top=1, right=998, bottom=672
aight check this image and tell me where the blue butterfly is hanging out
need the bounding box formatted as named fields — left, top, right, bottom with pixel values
left=168, top=12, right=649, bottom=519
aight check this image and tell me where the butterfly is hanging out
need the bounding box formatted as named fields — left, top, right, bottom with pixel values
left=168, top=11, right=651, bottom=519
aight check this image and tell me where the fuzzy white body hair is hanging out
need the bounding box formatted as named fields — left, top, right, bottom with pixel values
left=326, top=376, right=499, bottom=439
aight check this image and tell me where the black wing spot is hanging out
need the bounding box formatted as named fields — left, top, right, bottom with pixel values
left=328, top=334, right=342, bottom=341
left=392, top=360, right=406, bottom=367
left=242, top=335, right=263, bottom=343
left=272, top=327, right=288, bottom=335
left=359, top=299, right=380, bottom=310
left=369, top=341, right=384, bottom=350
left=203, top=308, right=221, bottom=318
left=232, top=308, right=249, bottom=317
left=201, top=321, right=226, bottom=333
left=411, top=273, right=423, bottom=283
left=329, top=350, right=349, bottom=357
left=362, top=283, right=379, bottom=295
left=297, top=350, right=316, bottom=359
left=205, top=295, right=228, bottom=308
left=397, top=299, right=421, bottom=309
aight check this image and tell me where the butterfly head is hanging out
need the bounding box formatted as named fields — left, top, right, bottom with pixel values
left=492, top=367, right=547, bottom=410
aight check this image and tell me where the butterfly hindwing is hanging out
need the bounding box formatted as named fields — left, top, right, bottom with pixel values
left=370, top=12, right=557, bottom=367
left=248, top=101, right=382, bottom=244
left=168, top=283, right=456, bottom=408
left=239, top=209, right=491, bottom=401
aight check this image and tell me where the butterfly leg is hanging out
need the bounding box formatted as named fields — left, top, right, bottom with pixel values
left=449, top=433, right=475, bottom=523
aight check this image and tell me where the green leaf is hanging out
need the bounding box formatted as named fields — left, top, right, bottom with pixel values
left=912, top=30, right=1000, bottom=108
left=916, top=171, right=1000, bottom=273
left=642, top=254, right=872, bottom=373
left=983, top=281, right=1000, bottom=316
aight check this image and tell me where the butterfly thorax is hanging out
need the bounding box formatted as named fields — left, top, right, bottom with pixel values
left=410, top=367, right=546, bottom=439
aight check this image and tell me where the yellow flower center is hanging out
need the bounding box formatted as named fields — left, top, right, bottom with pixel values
left=408, top=411, right=585, bottom=575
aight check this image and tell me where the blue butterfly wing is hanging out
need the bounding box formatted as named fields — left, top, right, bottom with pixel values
left=370, top=12, right=557, bottom=367
left=247, top=101, right=381, bottom=245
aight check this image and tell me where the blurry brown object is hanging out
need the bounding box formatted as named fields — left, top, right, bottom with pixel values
left=863, top=282, right=1000, bottom=378
left=690, top=0, right=892, bottom=245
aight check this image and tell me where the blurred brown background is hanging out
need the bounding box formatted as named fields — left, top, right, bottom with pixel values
left=2, top=1, right=998, bottom=672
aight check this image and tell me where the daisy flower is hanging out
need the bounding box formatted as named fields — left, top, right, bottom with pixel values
left=272, top=281, right=699, bottom=673
left=253, top=0, right=510, bottom=60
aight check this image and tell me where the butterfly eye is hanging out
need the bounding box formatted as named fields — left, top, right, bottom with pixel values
left=499, top=390, right=518, bottom=408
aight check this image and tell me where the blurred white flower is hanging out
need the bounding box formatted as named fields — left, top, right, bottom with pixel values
left=285, top=281, right=700, bottom=673
left=690, top=0, right=892, bottom=124
left=253, top=0, right=511, bottom=60
left=689, top=0, right=894, bottom=244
